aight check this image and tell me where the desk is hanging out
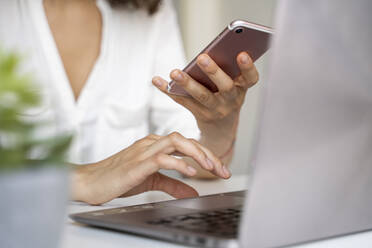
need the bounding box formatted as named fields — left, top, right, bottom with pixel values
left=61, top=174, right=372, bottom=248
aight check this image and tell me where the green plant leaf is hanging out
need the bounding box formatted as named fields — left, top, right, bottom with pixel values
left=0, top=48, right=73, bottom=172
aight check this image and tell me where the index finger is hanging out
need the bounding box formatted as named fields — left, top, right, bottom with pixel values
left=196, top=53, right=236, bottom=93
left=146, top=132, right=227, bottom=178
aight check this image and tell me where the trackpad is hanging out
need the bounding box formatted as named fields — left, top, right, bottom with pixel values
left=165, top=195, right=244, bottom=210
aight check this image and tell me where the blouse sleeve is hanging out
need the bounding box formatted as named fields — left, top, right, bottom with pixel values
left=149, top=0, right=200, bottom=140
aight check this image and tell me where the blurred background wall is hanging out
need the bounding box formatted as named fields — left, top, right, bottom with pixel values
left=173, top=0, right=277, bottom=175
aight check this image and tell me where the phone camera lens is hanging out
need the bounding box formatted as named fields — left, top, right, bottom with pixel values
left=235, top=28, right=243, bottom=34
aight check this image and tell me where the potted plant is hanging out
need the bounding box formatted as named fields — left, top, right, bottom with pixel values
left=0, top=49, right=72, bottom=248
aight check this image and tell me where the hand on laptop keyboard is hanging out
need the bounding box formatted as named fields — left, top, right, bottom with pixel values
left=71, top=132, right=229, bottom=205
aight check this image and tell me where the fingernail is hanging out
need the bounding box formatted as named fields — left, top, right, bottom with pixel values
left=187, top=166, right=197, bottom=175
left=222, top=165, right=231, bottom=178
left=205, top=158, right=214, bottom=170
left=240, top=53, right=249, bottom=64
left=153, top=78, right=163, bottom=87
left=199, top=55, right=210, bottom=67
left=173, top=70, right=184, bottom=81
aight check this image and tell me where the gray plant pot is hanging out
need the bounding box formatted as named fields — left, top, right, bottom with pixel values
left=0, top=167, right=69, bottom=248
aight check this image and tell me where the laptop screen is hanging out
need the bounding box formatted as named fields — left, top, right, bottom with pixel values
left=240, top=0, right=372, bottom=247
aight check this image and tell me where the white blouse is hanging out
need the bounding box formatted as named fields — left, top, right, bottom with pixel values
left=0, top=0, right=200, bottom=164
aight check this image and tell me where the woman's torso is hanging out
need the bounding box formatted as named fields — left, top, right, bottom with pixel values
left=0, top=0, right=199, bottom=164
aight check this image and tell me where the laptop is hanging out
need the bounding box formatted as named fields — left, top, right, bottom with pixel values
left=70, top=0, right=372, bottom=247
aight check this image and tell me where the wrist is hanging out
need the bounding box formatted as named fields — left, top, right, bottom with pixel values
left=71, top=164, right=89, bottom=202
left=199, top=124, right=234, bottom=139
left=218, top=138, right=236, bottom=160
left=198, top=113, right=239, bottom=141
left=199, top=131, right=236, bottom=160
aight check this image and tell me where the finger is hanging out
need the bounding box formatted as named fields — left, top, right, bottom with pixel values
left=152, top=76, right=208, bottom=113
left=190, top=139, right=230, bottom=179
left=152, top=76, right=218, bottom=123
left=196, top=54, right=237, bottom=96
left=121, top=173, right=199, bottom=199
left=236, top=52, right=259, bottom=89
left=151, top=173, right=199, bottom=198
left=152, top=153, right=198, bottom=177
left=152, top=76, right=193, bottom=104
left=123, top=153, right=197, bottom=189
left=146, top=132, right=216, bottom=172
left=152, top=76, right=174, bottom=95
left=169, top=70, right=219, bottom=109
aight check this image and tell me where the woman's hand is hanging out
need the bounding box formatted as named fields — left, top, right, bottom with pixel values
left=152, top=52, right=259, bottom=171
left=72, top=132, right=228, bottom=205
left=152, top=52, right=258, bottom=143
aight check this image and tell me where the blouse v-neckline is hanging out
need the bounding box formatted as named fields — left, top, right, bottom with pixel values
left=29, top=0, right=111, bottom=110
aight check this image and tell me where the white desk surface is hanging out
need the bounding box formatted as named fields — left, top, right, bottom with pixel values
left=61, top=174, right=372, bottom=248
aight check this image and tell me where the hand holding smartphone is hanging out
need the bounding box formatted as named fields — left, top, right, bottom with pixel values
left=168, top=20, right=273, bottom=96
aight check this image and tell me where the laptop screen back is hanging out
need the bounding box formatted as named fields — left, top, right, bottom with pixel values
left=240, top=0, right=372, bottom=247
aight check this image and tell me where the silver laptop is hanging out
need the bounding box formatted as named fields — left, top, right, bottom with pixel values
left=70, top=0, right=372, bottom=247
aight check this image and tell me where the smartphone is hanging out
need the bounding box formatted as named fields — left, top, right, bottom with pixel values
left=168, top=20, right=273, bottom=96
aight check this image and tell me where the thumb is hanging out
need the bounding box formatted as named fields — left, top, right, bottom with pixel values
left=150, top=172, right=199, bottom=199
left=120, top=172, right=199, bottom=199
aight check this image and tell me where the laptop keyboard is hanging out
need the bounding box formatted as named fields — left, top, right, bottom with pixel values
left=147, top=206, right=242, bottom=238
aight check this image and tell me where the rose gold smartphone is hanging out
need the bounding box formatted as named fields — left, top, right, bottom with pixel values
left=168, top=20, right=273, bottom=96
